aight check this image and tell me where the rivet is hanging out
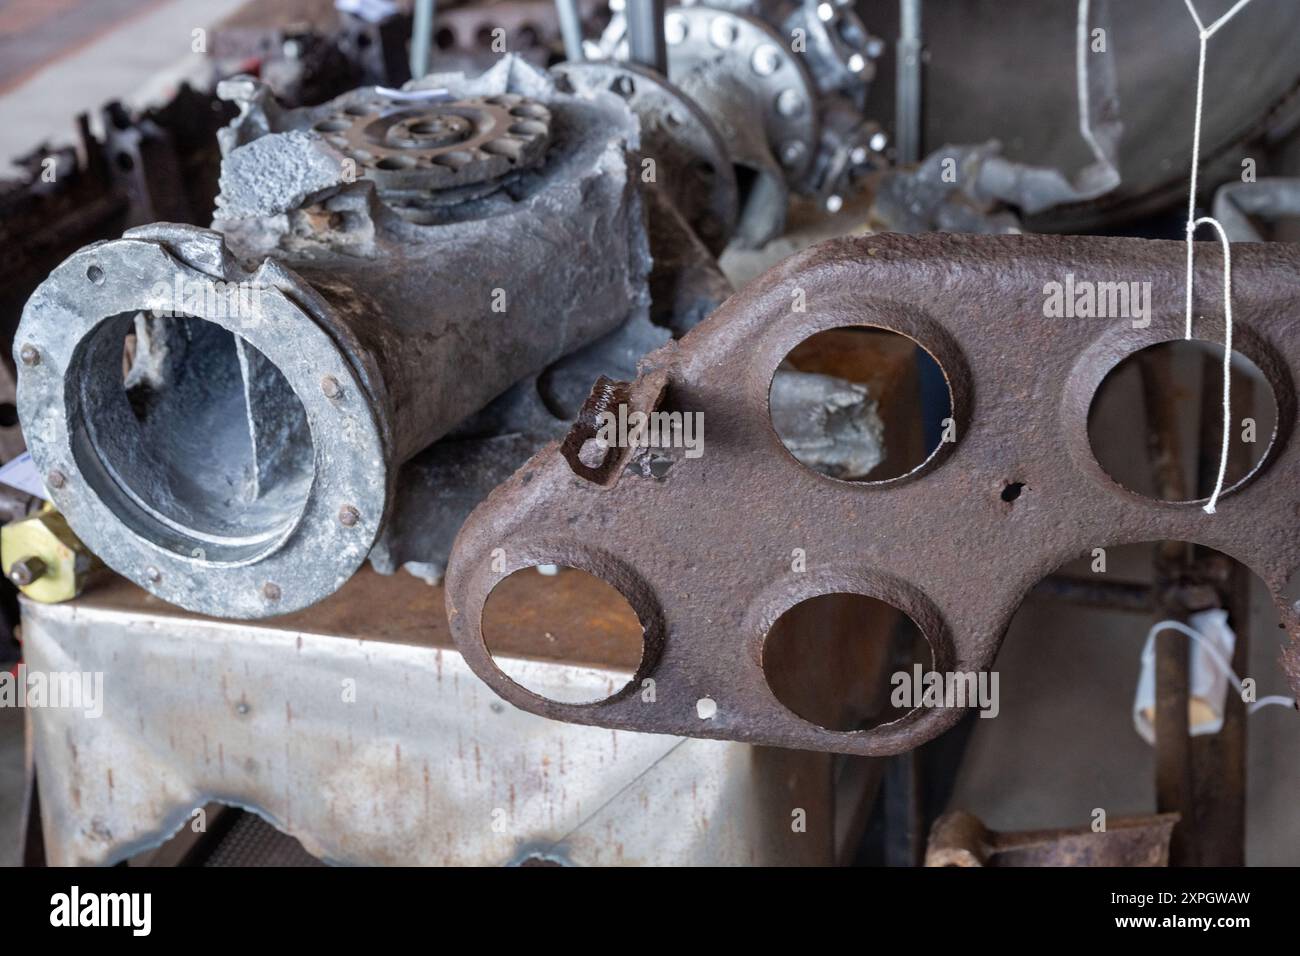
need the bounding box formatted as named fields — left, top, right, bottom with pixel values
left=776, top=89, right=804, bottom=118
left=144, top=565, right=161, bottom=584
left=19, top=344, right=39, bottom=367
left=320, top=375, right=343, bottom=399
left=338, top=504, right=360, bottom=527
left=751, top=44, right=781, bottom=76
left=263, top=581, right=282, bottom=602
left=46, top=469, right=66, bottom=490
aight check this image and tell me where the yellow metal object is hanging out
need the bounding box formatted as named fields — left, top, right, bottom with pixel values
left=1, top=507, right=101, bottom=603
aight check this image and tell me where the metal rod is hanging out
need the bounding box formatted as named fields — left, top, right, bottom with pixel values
left=625, top=0, right=668, bottom=75
left=555, top=0, right=585, bottom=63
left=410, top=0, right=435, bottom=79
left=1031, top=574, right=1153, bottom=613
left=1185, top=361, right=1252, bottom=866
left=1139, top=349, right=1197, bottom=865
left=896, top=0, right=923, bottom=164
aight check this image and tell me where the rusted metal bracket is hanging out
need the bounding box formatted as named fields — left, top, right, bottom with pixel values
left=925, top=811, right=1179, bottom=867
left=446, top=232, right=1300, bottom=756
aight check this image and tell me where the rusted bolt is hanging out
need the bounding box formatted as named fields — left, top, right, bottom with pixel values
left=46, top=469, right=66, bottom=490
left=262, top=581, right=282, bottom=602
left=8, top=556, right=46, bottom=587
left=19, top=344, right=39, bottom=367
left=144, top=565, right=161, bottom=584
left=320, top=375, right=343, bottom=399
left=338, top=504, right=360, bottom=527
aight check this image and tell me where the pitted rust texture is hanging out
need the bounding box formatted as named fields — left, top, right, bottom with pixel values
left=446, top=232, right=1300, bottom=756
left=925, top=811, right=1179, bottom=867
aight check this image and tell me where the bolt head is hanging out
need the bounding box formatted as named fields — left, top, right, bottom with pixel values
left=709, top=16, right=738, bottom=48
left=19, top=344, right=39, bottom=367
left=776, top=89, right=804, bottom=118
left=263, top=582, right=282, bottom=602
left=320, top=375, right=343, bottom=399
left=665, top=13, right=687, bottom=44
left=752, top=44, right=781, bottom=76
left=46, top=470, right=66, bottom=490
left=9, top=557, right=44, bottom=587
left=338, top=504, right=360, bottom=527
left=144, top=565, right=161, bottom=584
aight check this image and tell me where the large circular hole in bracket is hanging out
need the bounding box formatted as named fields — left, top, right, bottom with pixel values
left=999, top=541, right=1293, bottom=835
left=481, top=565, right=647, bottom=705
left=768, top=327, right=952, bottom=482
left=762, top=592, right=933, bottom=732
left=1088, top=340, right=1278, bottom=503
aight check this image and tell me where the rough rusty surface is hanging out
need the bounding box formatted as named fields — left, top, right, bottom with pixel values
left=447, top=232, right=1300, bottom=756
left=925, top=810, right=1179, bottom=867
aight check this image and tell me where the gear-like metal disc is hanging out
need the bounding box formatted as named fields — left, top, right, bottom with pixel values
left=312, top=93, right=552, bottom=193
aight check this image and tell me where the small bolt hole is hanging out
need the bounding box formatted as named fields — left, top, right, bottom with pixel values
left=1001, top=481, right=1025, bottom=503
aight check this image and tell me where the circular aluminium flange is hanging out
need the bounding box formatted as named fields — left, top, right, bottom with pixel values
left=553, top=60, right=739, bottom=255
left=311, top=93, right=552, bottom=192
left=664, top=5, right=820, bottom=185
left=14, top=233, right=390, bottom=619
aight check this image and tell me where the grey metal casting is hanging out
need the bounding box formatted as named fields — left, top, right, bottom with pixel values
left=15, top=58, right=653, bottom=618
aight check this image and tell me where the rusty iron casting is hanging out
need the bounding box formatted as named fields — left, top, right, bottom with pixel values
left=446, top=232, right=1300, bottom=756
left=925, top=810, right=1179, bottom=867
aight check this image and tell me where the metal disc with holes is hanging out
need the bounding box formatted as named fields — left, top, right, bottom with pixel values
left=664, top=5, right=819, bottom=186
left=554, top=61, right=738, bottom=255
left=311, top=93, right=552, bottom=192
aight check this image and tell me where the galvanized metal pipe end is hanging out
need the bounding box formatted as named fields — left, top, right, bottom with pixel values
left=15, top=224, right=391, bottom=618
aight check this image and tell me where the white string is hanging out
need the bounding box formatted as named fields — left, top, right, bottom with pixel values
left=1180, top=0, right=1256, bottom=514
left=1143, top=620, right=1296, bottom=715
left=1192, top=216, right=1232, bottom=514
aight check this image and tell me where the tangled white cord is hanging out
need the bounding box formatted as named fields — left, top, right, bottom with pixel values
left=1181, top=0, right=1256, bottom=514
left=1144, top=620, right=1296, bottom=714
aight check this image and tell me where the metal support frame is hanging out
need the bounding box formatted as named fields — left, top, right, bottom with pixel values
left=410, top=0, right=436, bottom=78
left=625, top=0, right=667, bottom=75
left=896, top=0, right=923, bottom=164
left=555, top=0, right=586, bottom=62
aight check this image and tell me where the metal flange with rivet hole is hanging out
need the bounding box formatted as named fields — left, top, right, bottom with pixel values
left=13, top=226, right=389, bottom=619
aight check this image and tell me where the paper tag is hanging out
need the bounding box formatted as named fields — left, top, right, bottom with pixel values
left=0, top=452, right=47, bottom=500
